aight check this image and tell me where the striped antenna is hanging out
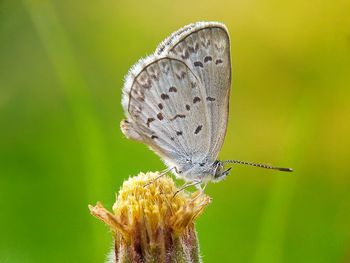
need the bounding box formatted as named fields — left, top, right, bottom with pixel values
left=223, top=160, right=293, bottom=172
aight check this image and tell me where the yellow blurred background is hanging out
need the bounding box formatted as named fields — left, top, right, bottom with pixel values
left=1, top=0, right=349, bottom=262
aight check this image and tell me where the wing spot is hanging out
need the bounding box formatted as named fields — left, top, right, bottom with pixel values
left=181, top=50, right=189, bottom=59
left=157, top=113, right=164, bottom=120
left=171, top=114, right=186, bottom=121
left=170, top=137, right=175, bottom=141
left=194, top=125, right=203, bottom=134
left=141, top=83, right=151, bottom=89
left=176, top=131, right=183, bottom=136
left=169, top=86, right=177, bottom=93
left=201, top=39, right=210, bottom=48
left=204, top=56, right=212, bottom=63
left=160, top=61, right=170, bottom=74
left=193, top=97, right=201, bottom=104
left=189, top=43, right=199, bottom=53
left=215, top=59, right=223, bottom=65
left=185, top=104, right=190, bottom=111
left=150, top=74, right=159, bottom=81
left=215, top=43, right=225, bottom=52
left=151, top=135, right=158, bottom=139
left=194, top=61, right=204, bottom=68
left=138, top=76, right=152, bottom=89
left=158, top=103, right=163, bottom=110
left=161, top=93, right=169, bottom=100
left=176, top=71, right=186, bottom=80
left=134, top=106, right=142, bottom=114
left=206, top=97, right=216, bottom=102
left=146, top=118, right=155, bottom=127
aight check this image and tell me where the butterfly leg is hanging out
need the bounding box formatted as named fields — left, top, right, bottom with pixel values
left=144, top=166, right=175, bottom=187
left=190, top=181, right=209, bottom=202
left=200, top=181, right=209, bottom=192
left=173, top=180, right=202, bottom=197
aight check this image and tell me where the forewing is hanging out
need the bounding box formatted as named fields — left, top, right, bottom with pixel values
left=121, top=56, right=211, bottom=167
left=157, top=22, right=231, bottom=160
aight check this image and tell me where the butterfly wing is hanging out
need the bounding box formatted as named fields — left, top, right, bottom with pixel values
left=121, top=56, right=212, bottom=169
left=121, top=21, right=231, bottom=173
left=157, top=22, right=231, bottom=161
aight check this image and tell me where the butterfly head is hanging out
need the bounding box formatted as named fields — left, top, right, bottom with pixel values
left=212, top=161, right=232, bottom=182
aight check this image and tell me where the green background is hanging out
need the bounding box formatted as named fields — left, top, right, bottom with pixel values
left=1, top=0, right=350, bottom=262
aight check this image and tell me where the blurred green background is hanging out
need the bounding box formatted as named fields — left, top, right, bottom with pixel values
left=1, top=0, right=350, bottom=262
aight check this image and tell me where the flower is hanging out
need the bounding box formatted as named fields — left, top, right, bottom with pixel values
left=89, top=171, right=211, bottom=263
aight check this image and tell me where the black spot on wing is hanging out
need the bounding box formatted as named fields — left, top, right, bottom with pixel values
left=171, top=114, right=186, bottom=121
left=194, top=125, right=202, bottom=134
left=194, top=61, right=203, bottom=68
left=204, top=56, right=212, bottom=63
left=193, top=97, right=201, bottom=104
left=158, top=103, right=163, bottom=110
left=157, top=113, right=164, bottom=120
left=176, top=131, right=183, bottom=136
left=185, top=104, right=190, bottom=111
left=169, top=86, right=177, bottom=93
left=161, top=93, right=169, bottom=100
left=215, top=59, right=223, bottom=65
left=146, top=118, right=155, bottom=127
left=206, top=97, right=216, bottom=102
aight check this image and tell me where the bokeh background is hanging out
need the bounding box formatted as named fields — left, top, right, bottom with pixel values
left=1, top=0, right=350, bottom=262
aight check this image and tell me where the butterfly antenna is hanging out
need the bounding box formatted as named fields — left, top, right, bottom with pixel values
left=223, top=160, right=293, bottom=172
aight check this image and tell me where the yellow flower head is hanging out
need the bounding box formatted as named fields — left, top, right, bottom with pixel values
left=89, top=172, right=210, bottom=263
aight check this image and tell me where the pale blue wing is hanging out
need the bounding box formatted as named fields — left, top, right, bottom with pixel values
left=121, top=56, right=211, bottom=170
left=157, top=22, right=232, bottom=161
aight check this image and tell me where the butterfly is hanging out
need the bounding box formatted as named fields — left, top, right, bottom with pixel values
left=120, top=21, right=292, bottom=190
